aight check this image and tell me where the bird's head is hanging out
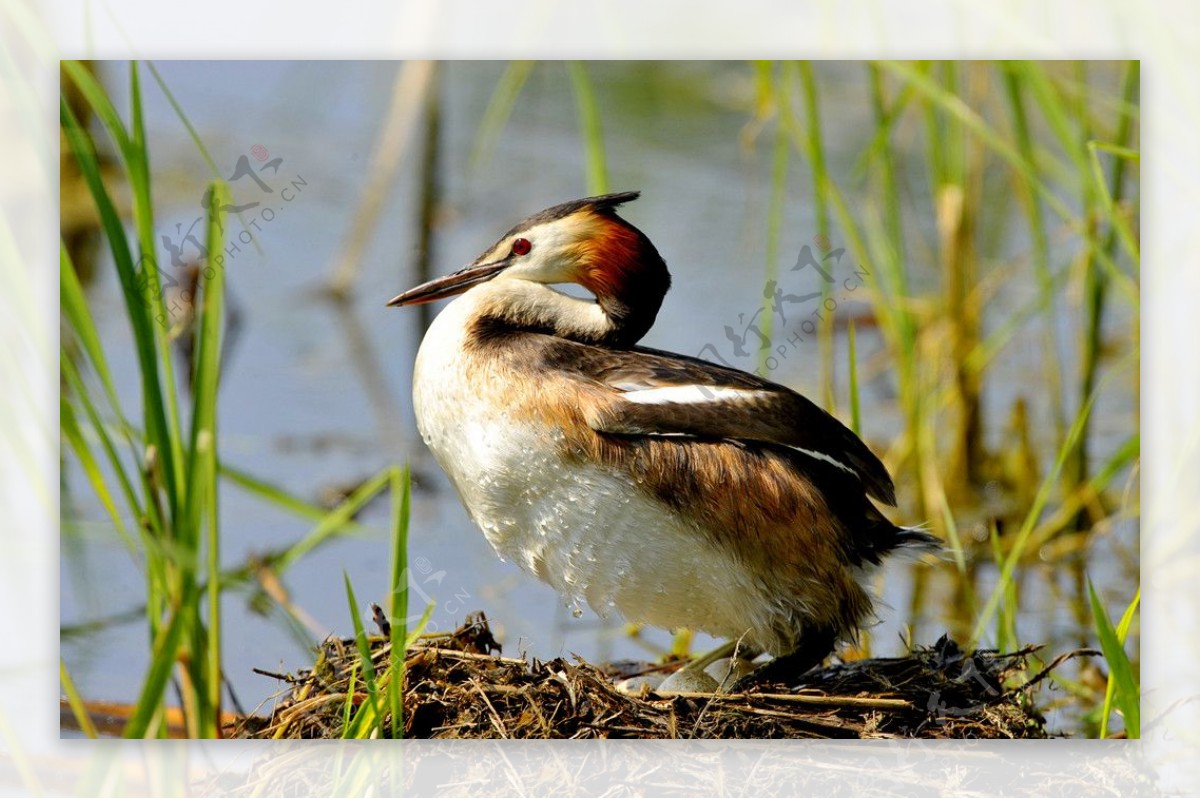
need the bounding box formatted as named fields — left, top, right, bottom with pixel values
left=389, top=192, right=670, bottom=346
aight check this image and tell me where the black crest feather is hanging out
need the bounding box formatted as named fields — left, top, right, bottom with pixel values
left=502, top=191, right=641, bottom=238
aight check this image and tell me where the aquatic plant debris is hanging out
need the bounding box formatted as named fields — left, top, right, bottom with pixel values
left=237, top=612, right=1057, bottom=739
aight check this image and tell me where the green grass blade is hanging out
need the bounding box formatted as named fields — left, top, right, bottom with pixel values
left=804, top=168, right=899, bottom=364
left=387, top=465, right=412, bottom=738
left=1086, top=140, right=1139, bottom=264
left=1030, top=431, right=1139, bottom=546
left=971, top=379, right=1102, bottom=645
left=865, top=61, right=911, bottom=298
left=183, top=182, right=228, bottom=540
left=987, top=522, right=1018, bottom=653
left=61, top=60, right=132, bottom=153
left=59, top=90, right=143, bottom=368
left=757, top=113, right=789, bottom=375
left=1007, top=60, right=1090, bottom=174
left=60, top=660, right=99, bottom=739
left=60, top=241, right=123, bottom=415
left=777, top=64, right=908, bottom=390
left=405, top=601, right=436, bottom=648
left=59, top=393, right=121, bottom=531
left=1002, top=65, right=1066, bottom=449
left=470, top=60, right=534, bottom=171
left=65, top=60, right=184, bottom=478
left=796, top=62, right=835, bottom=406
left=566, top=61, right=608, bottom=194
left=1115, top=585, right=1140, bottom=640
left=145, top=179, right=231, bottom=739
left=884, top=59, right=1137, bottom=305
left=145, top=61, right=220, bottom=175
left=937, top=490, right=968, bottom=578
left=793, top=60, right=829, bottom=212
left=341, top=661, right=359, bottom=738
left=128, top=61, right=188, bottom=517
left=1089, top=141, right=1140, bottom=160
left=880, top=60, right=1069, bottom=222
left=1088, top=62, right=1140, bottom=271
left=123, top=595, right=192, bottom=738
left=199, top=182, right=229, bottom=735
left=342, top=572, right=381, bottom=738
left=60, top=362, right=141, bottom=552
left=144, top=61, right=262, bottom=254
left=965, top=261, right=1072, bottom=376
left=345, top=694, right=381, bottom=739
left=60, top=90, right=181, bottom=529
left=1089, top=581, right=1140, bottom=738
left=269, top=468, right=392, bottom=574
left=220, top=462, right=359, bottom=524
left=62, top=241, right=154, bottom=540
left=852, top=77, right=916, bottom=179
left=847, top=321, right=861, bottom=436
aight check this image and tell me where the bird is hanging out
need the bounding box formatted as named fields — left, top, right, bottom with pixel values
left=388, top=191, right=936, bottom=682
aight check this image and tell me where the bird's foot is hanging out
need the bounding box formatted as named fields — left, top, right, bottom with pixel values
left=729, top=638, right=834, bottom=693
left=655, top=639, right=762, bottom=693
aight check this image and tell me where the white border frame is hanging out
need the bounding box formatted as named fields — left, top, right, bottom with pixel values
left=3, top=1, right=1196, bottom=794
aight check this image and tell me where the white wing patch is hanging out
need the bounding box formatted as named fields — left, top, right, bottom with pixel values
left=621, top=386, right=770, bottom=406
left=788, top=446, right=858, bottom=478
left=616, top=384, right=866, bottom=484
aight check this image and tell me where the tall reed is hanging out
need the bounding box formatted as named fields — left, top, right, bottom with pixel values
left=61, top=59, right=228, bottom=736
left=758, top=60, right=1138, bottom=733
left=60, top=61, right=408, bottom=738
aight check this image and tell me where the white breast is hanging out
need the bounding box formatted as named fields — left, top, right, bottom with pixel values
left=411, top=289, right=793, bottom=651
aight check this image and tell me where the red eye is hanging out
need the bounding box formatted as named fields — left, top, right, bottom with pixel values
left=511, top=238, right=532, bottom=256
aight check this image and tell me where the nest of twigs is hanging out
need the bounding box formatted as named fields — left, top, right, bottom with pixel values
left=236, top=611, right=1052, bottom=739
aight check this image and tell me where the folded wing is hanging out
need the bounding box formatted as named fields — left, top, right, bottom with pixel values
left=539, top=340, right=897, bottom=506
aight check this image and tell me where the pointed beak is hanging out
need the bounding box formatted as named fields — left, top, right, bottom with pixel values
left=387, top=259, right=510, bottom=307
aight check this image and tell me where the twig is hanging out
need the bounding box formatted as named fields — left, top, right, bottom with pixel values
left=474, top=682, right=510, bottom=739
left=418, top=646, right=528, bottom=667
left=584, top=722, right=657, bottom=736
left=654, top=690, right=914, bottom=711
left=1013, top=648, right=1101, bottom=694
left=740, top=705, right=861, bottom=737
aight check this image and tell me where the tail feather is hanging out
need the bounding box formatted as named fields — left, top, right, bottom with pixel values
left=892, top=522, right=943, bottom=560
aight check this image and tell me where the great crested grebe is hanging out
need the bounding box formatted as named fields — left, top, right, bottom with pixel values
left=389, top=192, right=935, bottom=680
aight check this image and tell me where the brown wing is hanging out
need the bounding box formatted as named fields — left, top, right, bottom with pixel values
left=538, top=339, right=897, bottom=506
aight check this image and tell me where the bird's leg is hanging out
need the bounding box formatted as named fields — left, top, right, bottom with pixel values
left=730, top=626, right=837, bottom=692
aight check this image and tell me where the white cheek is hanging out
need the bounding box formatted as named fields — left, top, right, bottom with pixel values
left=503, top=222, right=585, bottom=283
left=503, top=253, right=571, bottom=284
